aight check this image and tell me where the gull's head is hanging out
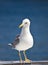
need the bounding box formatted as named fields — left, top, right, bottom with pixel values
left=19, top=18, right=30, bottom=28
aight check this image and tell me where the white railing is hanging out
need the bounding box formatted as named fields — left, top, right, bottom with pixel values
left=0, top=61, right=48, bottom=65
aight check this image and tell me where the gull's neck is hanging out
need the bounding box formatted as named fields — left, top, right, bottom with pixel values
left=20, top=26, right=30, bottom=36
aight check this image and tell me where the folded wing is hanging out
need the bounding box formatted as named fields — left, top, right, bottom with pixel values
left=12, top=35, right=20, bottom=48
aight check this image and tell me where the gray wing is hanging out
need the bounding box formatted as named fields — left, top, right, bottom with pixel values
left=12, top=35, right=20, bottom=48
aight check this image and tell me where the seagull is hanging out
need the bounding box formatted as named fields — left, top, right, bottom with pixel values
left=8, top=18, right=33, bottom=63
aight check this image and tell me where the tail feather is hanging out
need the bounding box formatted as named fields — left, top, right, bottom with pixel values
left=8, top=43, right=12, bottom=46
left=8, top=43, right=15, bottom=49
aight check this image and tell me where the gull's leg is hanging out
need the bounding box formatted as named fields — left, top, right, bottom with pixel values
left=23, top=51, right=31, bottom=63
left=18, top=51, right=22, bottom=63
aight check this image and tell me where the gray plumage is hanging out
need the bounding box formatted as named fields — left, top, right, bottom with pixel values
left=12, top=35, right=20, bottom=48
left=8, top=35, right=20, bottom=48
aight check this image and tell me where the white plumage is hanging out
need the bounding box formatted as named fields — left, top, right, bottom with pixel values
left=16, top=18, right=33, bottom=51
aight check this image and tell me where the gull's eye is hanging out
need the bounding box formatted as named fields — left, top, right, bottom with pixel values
left=25, top=22, right=27, bottom=24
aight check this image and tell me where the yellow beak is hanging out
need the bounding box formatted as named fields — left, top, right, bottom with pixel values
left=19, top=23, right=24, bottom=28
